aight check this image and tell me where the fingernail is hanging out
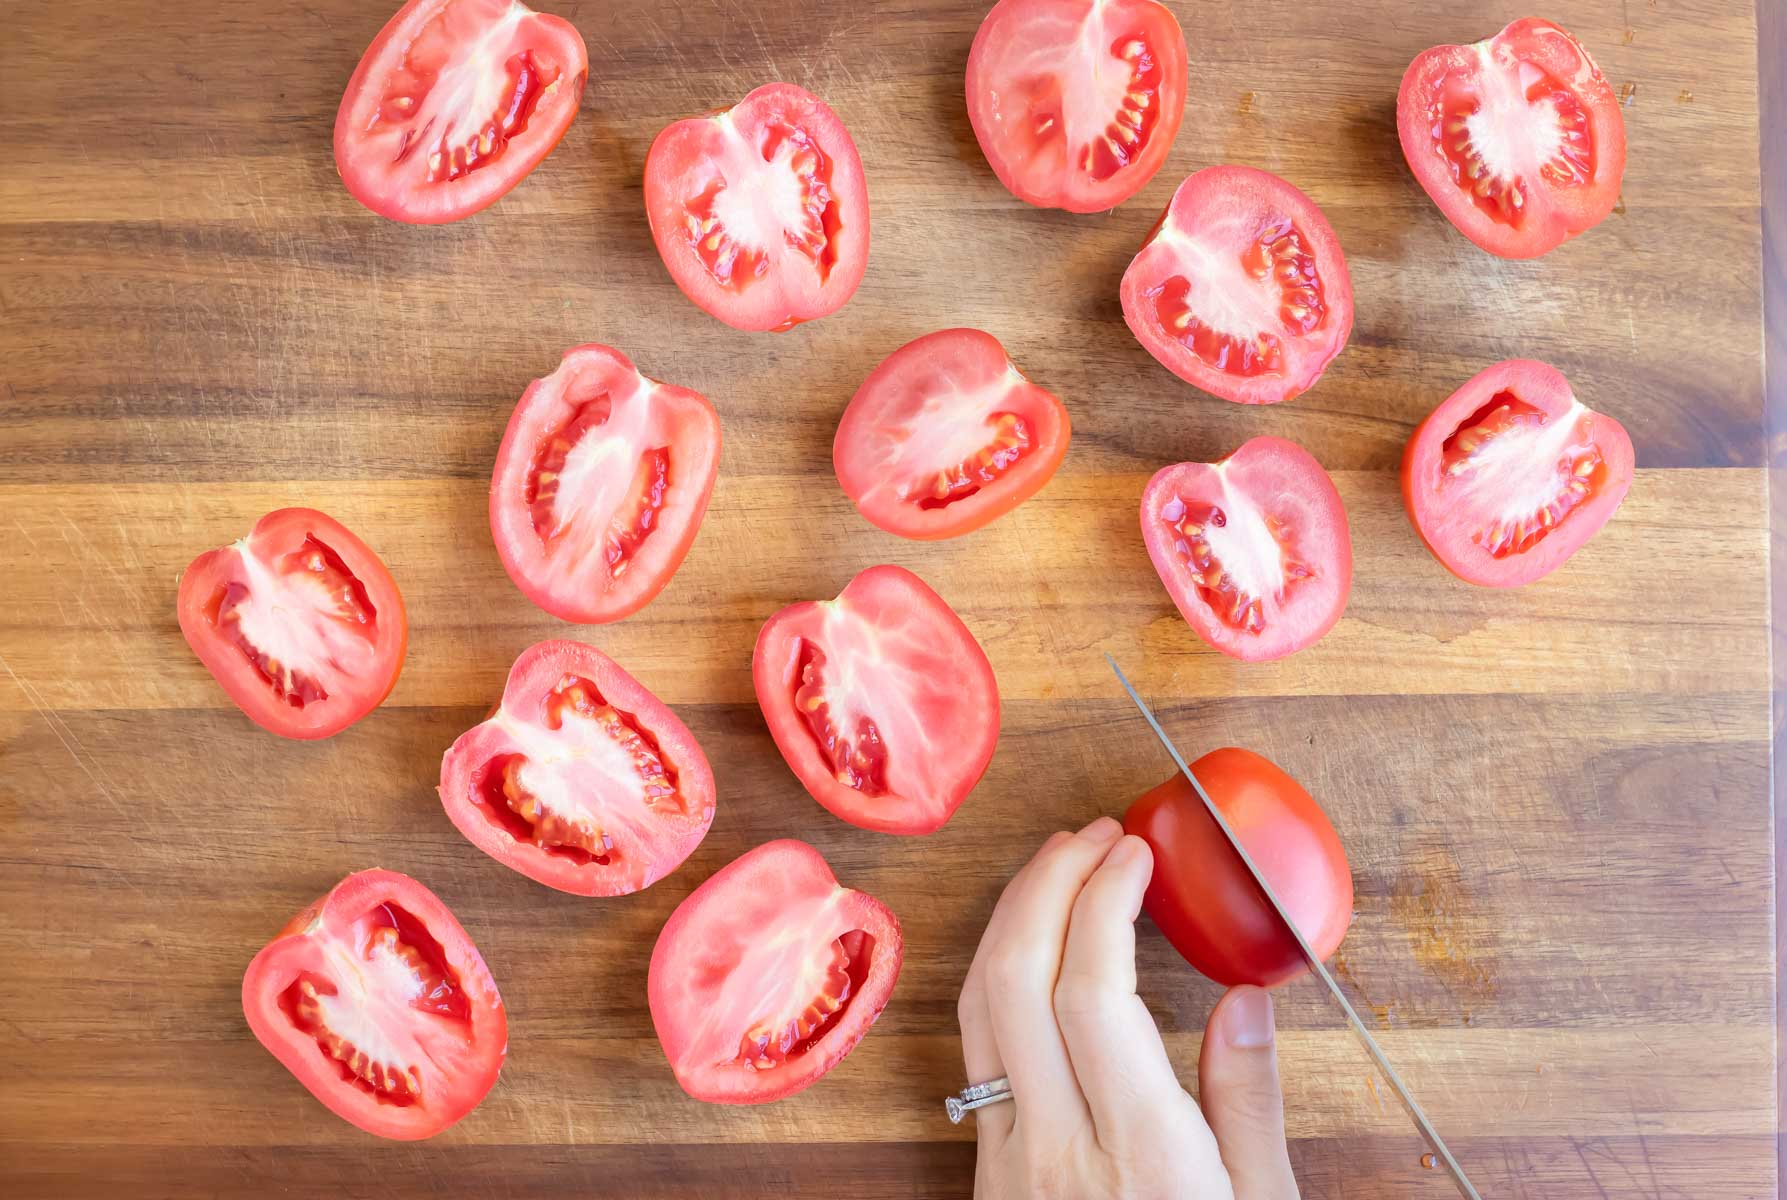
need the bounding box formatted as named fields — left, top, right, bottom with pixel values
left=1223, top=987, right=1274, bottom=1049
left=1080, top=816, right=1123, bottom=843
left=1106, top=835, right=1148, bottom=869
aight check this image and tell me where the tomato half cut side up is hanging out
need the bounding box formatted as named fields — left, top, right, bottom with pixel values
left=1121, top=166, right=1353, bottom=405
left=439, top=640, right=716, bottom=896
left=1124, top=748, right=1353, bottom=989
left=965, top=0, right=1188, bottom=212
left=752, top=565, right=999, bottom=835
left=334, top=0, right=589, bottom=224
left=648, top=839, right=902, bottom=1103
left=644, top=83, right=870, bottom=332
left=833, top=328, right=1071, bottom=540
left=1140, top=437, right=1351, bottom=662
left=176, top=508, right=408, bottom=739
left=1397, top=18, right=1624, bottom=259
left=242, top=869, right=507, bottom=1139
left=490, top=344, right=722, bottom=623
left=1402, top=359, right=1634, bottom=587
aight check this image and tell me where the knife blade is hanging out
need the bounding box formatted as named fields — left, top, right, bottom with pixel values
left=1106, top=654, right=1483, bottom=1200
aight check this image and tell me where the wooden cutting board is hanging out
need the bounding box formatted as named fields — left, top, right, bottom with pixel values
left=0, top=0, right=1773, bottom=1195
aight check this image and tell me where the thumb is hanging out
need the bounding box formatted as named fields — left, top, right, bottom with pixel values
left=1198, top=987, right=1300, bottom=1200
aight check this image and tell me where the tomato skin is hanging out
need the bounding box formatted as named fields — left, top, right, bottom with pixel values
left=648, top=840, right=903, bottom=1104
left=752, top=565, right=1000, bottom=835
left=438, top=640, right=715, bottom=895
left=1396, top=18, right=1625, bottom=259
left=1124, top=750, right=1352, bottom=989
left=176, top=508, right=408, bottom=740
left=241, top=869, right=507, bottom=1140
left=644, top=83, right=870, bottom=332
left=333, top=0, right=589, bottom=225
left=1140, top=437, right=1352, bottom=662
left=965, top=0, right=1189, bottom=213
left=833, top=328, right=1071, bottom=540
left=489, top=344, right=722, bottom=624
left=1402, top=359, right=1634, bottom=588
left=1121, top=166, right=1354, bottom=405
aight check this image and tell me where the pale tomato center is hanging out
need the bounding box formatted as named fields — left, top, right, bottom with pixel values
left=1438, top=392, right=1606, bottom=558
left=868, top=365, right=1035, bottom=509
left=215, top=535, right=380, bottom=708
left=1432, top=46, right=1594, bottom=227
left=1159, top=470, right=1313, bottom=634
left=680, top=115, right=840, bottom=291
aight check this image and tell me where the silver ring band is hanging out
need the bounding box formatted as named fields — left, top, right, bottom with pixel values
left=945, top=1075, right=1014, bottom=1123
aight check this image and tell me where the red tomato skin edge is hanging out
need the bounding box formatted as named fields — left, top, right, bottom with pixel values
left=332, top=3, right=589, bottom=225
left=647, top=840, right=904, bottom=1104
left=240, top=869, right=507, bottom=1140
left=437, top=640, right=717, bottom=895
left=175, top=509, right=408, bottom=740
left=1400, top=360, right=1635, bottom=587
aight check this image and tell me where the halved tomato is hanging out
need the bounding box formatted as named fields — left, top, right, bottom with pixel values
left=333, top=0, right=589, bottom=224
left=242, top=869, right=506, bottom=1139
left=643, top=83, right=869, bottom=332
left=833, top=329, right=1071, bottom=540
left=1397, top=18, right=1624, bottom=259
left=439, top=640, right=715, bottom=896
left=752, top=565, right=999, bottom=835
left=1124, top=749, right=1352, bottom=989
left=489, top=344, right=721, bottom=624
left=965, top=0, right=1188, bottom=213
left=1402, top=359, right=1634, bottom=587
left=1141, top=437, right=1351, bottom=661
left=1121, top=165, right=1353, bottom=405
left=176, top=508, right=407, bottom=739
left=648, top=839, right=902, bottom=1104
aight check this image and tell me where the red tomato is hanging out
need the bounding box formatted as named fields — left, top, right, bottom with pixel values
left=1124, top=749, right=1352, bottom=989
left=176, top=508, right=407, bottom=739
left=965, top=0, right=1188, bottom=213
left=1402, top=359, right=1634, bottom=587
left=439, top=640, right=715, bottom=896
left=242, top=869, right=507, bottom=1139
left=644, top=83, right=869, bottom=332
left=752, top=565, right=999, bottom=835
left=1140, top=437, right=1351, bottom=661
left=648, top=840, right=902, bottom=1103
left=833, top=329, right=1071, bottom=540
left=1121, top=166, right=1354, bottom=405
left=333, top=0, right=588, bottom=224
left=489, top=344, right=721, bottom=624
left=1397, top=18, right=1625, bottom=259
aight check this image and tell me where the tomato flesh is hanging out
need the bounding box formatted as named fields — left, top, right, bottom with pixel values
left=1122, top=166, right=1353, bottom=405
left=648, top=840, right=902, bottom=1103
left=833, top=329, right=1071, bottom=540
left=1402, top=359, right=1634, bottom=587
left=334, top=0, right=589, bottom=224
left=1397, top=18, right=1624, bottom=258
left=966, top=0, right=1188, bottom=212
left=243, top=870, right=506, bottom=1139
left=1124, top=749, right=1352, bottom=989
left=439, top=640, right=715, bottom=895
left=1141, top=437, right=1351, bottom=661
left=753, top=565, right=999, bottom=835
left=645, top=83, right=869, bottom=332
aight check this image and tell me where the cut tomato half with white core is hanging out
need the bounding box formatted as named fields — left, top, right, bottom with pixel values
left=644, top=83, right=869, bottom=332
left=176, top=508, right=408, bottom=739
left=965, top=0, right=1188, bottom=212
left=1402, top=359, right=1634, bottom=587
left=1141, top=437, right=1352, bottom=661
left=439, top=641, right=716, bottom=896
left=648, top=839, right=902, bottom=1104
left=333, top=0, right=589, bottom=224
left=1121, top=166, right=1353, bottom=405
left=489, top=344, right=721, bottom=624
left=753, top=565, right=1000, bottom=835
left=242, top=870, right=506, bottom=1140
left=833, top=328, right=1071, bottom=540
left=1397, top=18, right=1624, bottom=259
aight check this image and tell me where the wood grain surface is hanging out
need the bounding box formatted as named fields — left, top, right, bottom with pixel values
left=0, top=0, right=1771, bottom=1197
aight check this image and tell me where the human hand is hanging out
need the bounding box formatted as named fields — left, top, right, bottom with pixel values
left=957, top=817, right=1300, bottom=1199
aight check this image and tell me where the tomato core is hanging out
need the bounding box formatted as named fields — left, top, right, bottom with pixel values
left=795, top=643, right=889, bottom=795
left=1430, top=65, right=1595, bottom=229
left=681, top=120, right=842, bottom=292
left=735, top=928, right=877, bottom=1069
left=1436, top=390, right=1607, bottom=558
